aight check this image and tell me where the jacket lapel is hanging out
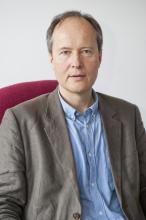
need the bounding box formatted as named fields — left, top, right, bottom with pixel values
left=43, top=88, right=80, bottom=199
left=98, top=94, right=122, bottom=202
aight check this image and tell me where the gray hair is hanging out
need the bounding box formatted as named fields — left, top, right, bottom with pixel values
left=46, top=10, right=103, bottom=54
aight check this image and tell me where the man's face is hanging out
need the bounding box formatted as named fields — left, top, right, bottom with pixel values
left=50, top=17, right=102, bottom=98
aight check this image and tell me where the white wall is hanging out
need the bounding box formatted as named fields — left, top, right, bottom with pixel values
left=0, top=0, right=146, bottom=126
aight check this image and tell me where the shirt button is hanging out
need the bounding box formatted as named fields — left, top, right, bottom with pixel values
left=88, top=152, right=92, bottom=157
left=73, top=212, right=81, bottom=219
left=91, top=182, right=95, bottom=187
left=99, top=211, right=103, bottom=216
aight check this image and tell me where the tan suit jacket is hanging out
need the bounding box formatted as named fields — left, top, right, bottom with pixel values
left=0, top=88, right=146, bottom=220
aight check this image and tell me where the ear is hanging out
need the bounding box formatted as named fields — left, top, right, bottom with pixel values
left=99, top=52, right=102, bottom=64
left=48, top=53, right=53, bottom=63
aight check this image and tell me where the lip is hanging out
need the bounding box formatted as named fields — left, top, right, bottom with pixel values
left=69, top=73, right=86, bottom=77
left=70, top=75, right=85, bottom=77
left=69, top=75, right=86, bottom=81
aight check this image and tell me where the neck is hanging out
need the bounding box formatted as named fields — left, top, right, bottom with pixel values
left=59, top=88, right=94, bottom=113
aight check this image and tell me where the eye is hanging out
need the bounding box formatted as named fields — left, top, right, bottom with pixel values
left=60, top=50, right=71, bottom=56
left=81, top=49, right=93, bottom=56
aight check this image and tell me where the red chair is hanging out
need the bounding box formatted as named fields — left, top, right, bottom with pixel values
left=0, top=80, right=58, bottom=123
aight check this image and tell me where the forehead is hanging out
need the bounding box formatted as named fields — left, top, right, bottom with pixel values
left=52, top=17, right=97, bottom=40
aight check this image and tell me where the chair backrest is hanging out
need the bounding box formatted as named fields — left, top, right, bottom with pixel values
left=0, top=80, right=58, bottom=123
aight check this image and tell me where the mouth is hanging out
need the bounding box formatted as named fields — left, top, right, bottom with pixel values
left=69, top=74, right=86, bottom=81
left=70, top=75, right=85, bottom=77
left=69, top=72, right=86, bottom=77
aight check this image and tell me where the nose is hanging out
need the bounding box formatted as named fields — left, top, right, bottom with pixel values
left=71, top=52, right=82, bottom=69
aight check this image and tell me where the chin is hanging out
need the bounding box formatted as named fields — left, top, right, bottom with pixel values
left=69, top=87, right=91, bottom=94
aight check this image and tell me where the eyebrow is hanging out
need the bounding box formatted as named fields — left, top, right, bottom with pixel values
left=58, top=47, right=72, bottom=50
left=58, top=46, right=94, bottom=50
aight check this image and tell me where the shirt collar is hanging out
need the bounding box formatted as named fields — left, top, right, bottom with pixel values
left=59, top=90, right=99, bottom=120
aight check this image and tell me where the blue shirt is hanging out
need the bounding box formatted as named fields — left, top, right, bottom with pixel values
left=59, top=91, right=125, bottom=220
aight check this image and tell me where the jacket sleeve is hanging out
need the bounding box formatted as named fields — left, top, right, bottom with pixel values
left=135, top=106, right=146, bottom=217
left=0, top=109, right=26, bottom=219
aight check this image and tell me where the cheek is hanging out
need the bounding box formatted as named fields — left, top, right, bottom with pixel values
left=52, top=60, right=70, bottom=75
left=86, top=60, right=100, bottom=73
left=52, top=63, right=70, bottom=83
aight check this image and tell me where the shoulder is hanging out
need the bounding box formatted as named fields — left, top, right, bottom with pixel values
left=98, top=92, right=137, bottom=110
left=1, top=93, right=51, bottom=129
left=12, top=92, right=49, bottom=116
left=97, top=92, right=140, bottom=122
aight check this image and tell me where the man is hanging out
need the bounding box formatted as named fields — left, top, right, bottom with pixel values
left=0, top=10, right=146, bottom=220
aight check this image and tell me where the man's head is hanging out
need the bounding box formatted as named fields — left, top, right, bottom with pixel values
left=46, top=11, right=103, bottom=54
left=46, top=11, right=103, bottom=101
